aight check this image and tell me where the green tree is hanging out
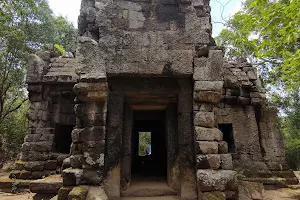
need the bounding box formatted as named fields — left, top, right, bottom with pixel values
left=139, top=132, right=151, bottom=156
left=282, top=89, right=300, bottom=169
left=0, top=0, right=77, bottom=163
left=215, top=0, right=300, bottom=93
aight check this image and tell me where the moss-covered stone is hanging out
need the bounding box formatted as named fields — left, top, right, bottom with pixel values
left=14, top=160, right=27, bottom=170
left=204, top=191, right=226, bottom=200
left=58, top=186, right=74, bottom=200
left=9, top=170, right=32, bottom=179
left=29, top=174, right=63, bottom=194
left=68, top=186, right=89, bottom=200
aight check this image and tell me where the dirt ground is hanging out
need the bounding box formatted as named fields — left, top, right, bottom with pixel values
left=0, top=192, right=55, bottom=200
left=1, top=170, right=300, bottom=199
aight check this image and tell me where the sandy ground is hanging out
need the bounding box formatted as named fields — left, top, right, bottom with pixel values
left=0, top=192, right=35, bottom=200
left=0, top=192, right=55, bottom=200
left=264, top=185, right=300, bottom=200
left=1, top=169, right=300, bottom=199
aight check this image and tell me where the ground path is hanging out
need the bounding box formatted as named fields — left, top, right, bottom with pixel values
left=1, top=171, right=300, bottom=199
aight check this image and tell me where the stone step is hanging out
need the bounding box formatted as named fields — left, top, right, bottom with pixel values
left=121, top=179, right=178, bottom=197
left=0, top=175, right=31, bottom=191
left=121, top=196, right=179, bottom=200
left=242, top=177, right=299, bottom=186
left=29, top=174, right=63, bottom=194
left=50, top=195, right=58, bottom=200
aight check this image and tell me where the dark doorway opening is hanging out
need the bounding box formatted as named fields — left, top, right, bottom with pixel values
left=54, top=123, right=73, bottom=154
left=131, top=111, right=167, bottom=179
left=218, top=123, right=235, bottom=153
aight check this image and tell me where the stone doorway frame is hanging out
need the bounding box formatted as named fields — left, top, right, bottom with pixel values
left=104, top=77, right=197, bottom=199
left=121, top=103, right=179, bottom=192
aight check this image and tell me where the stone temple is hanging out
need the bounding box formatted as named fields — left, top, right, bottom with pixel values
left=9, top=0, right=298, bottom=199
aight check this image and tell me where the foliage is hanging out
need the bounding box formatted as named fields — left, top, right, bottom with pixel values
left=54, top=44, right=67, bottom=57
left=282, top=89, right=300, bottom=169
left=3, top=101, right=28, bottom=158
left=215, top=0, right=300, bottom=93
left=53, top=16, right=77, bottom=52
left=0, top=0, right=77, bottom=161
left=139, top=132, right=151, bottom=156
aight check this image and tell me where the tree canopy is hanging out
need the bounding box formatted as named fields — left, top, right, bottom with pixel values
left=0, top=0, right=77, bottom=162
left=216, top=0, right=300, bottom=96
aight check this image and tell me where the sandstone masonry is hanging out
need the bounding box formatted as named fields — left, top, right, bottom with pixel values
left=10, top=0, right=296, bottom=199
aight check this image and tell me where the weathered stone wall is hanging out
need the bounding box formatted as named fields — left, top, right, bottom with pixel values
left=217, top=106, right=270, bottom=174
left=12, top=0, right=293, bottom=199
left=216, top=60, right=285, bottom=174
left=258, top=107, right=287, bottom=171
left=62, top=80, right=108, bottom=187
left=11, top=52, right=78, bottom=179
left=193, top=50, right=238, bottom=198
left=76, top=0, right=213, bottom=77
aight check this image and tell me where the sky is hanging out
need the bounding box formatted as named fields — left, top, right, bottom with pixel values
left=48, top=0, right=243, bottom=37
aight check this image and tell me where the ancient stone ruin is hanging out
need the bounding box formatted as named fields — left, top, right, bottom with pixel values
left=8, top=0, right=298, bottom=199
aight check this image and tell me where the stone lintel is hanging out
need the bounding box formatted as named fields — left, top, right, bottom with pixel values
left=74, top=82, right=108, bottom=102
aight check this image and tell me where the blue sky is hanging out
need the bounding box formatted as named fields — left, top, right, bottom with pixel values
left=48, top=0, right=243, bottom=37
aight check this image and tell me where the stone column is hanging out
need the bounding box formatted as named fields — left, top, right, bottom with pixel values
left=121, top=103, right=133, bottom=191
left=62, top=81, right=108, bottom=186
left=193, top=50, right=237, bottom=198
left=166, top=104, right=180, bottom=191
left=104, top=92, right=124, bottom=199
left=178, top=80, right=198, bottom=200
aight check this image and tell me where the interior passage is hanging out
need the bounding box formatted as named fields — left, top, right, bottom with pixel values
left=131, top=110, right=167, bottom=179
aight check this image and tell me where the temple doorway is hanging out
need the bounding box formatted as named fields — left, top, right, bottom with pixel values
left=131, top=110, right=167, bottom=179
left=106, top=77, right=195, bottom=198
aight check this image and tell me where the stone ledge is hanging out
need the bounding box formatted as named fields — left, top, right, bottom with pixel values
left=73, top=82, right=108, bottom=103
left=29, top=175, right=63, bottom=194
left=0, top=175, right=31, bottom=190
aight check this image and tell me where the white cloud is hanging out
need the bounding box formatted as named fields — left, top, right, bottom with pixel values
left=48, top=0, right=81, bottom=27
